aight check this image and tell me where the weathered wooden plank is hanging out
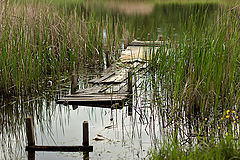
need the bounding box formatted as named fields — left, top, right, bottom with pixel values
left=102, top=83, right=128, bottom=93
left=102, top=69, right=128, bottom=84
left=58, top=97, right=126, bottom=101
left=65, top=93, right=128, bottom=97
left=75, top=86, right=103, bottom=94
left=89, top=72, right=115, bottom=84
left=26, top=145, right=93, bottom=152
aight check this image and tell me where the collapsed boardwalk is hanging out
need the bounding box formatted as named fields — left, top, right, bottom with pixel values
left=57, top=41, right=162, bottom=108
left=25, top=41, right=161, bottom=160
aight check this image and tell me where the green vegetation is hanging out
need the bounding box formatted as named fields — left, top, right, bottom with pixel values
left=147, top=5, right=240, bottom=160
left=151, top=135, right=240, bottom=160
left=0, top=1, right=124, bottom=97
left=147, top=5, right=240, bottom=119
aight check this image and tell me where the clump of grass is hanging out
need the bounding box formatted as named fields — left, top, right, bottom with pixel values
left=151, top=134, right=240, bottom=160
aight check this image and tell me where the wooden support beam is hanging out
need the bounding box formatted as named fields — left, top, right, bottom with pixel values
left=26, top=145, right=93, bottom=152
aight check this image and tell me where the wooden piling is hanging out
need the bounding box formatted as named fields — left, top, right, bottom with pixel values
left=82, top=121, right=89, bottom=146
left=128, top=70, right=133, bottom=116
left=71, top=64, right=78, bottom=110
left=147, top=33, right=150, bottom=41
left=83, top=121, right=90, bottom=160
left=106, top=50, right=111, bottom=68
left=71, top=64, right=78, bottom=94
left=128, top=70, right=132, bottom=94
left=26, top=117, right=35, bottom=160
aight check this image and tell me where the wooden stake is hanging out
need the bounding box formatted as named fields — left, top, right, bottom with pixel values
left=128, top=70, right=133, bottom=94
left=128, top=70, right=133, bottom=116
left=26, top=117, right=35, bottom=146
left=26, top=117, right=35, bottom=160
left=71, top=64, right=78, bottom=94
left=82, top=121, right=89, bottom=146
left=83, top=121, right=90, bottom=160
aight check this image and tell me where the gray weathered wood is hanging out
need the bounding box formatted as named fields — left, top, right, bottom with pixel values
left=89, top=72, right=115, bottom=84
left=57, top=41, right=158, bottom=109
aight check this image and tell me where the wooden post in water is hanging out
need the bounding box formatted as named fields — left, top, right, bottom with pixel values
left=147, top=33, right=150, bottom=41
left=71, top=64, right=78, bottom=110
left=106, top=49, right=111, bottom=68
left=128, top=70, right=132, bottom=94
left=71, top=64, right=78, bottom=94
left=26, top=117, right=35, bottom=160
left=83, top=121, right=89, bottom=160
left=128, top=70, right=133, bottom=116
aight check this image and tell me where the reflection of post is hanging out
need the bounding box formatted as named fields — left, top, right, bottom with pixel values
left=83, top=121, right=89, bottom=160
left=128, top=70, right=133, bottom=116
left=26, top=117, right=35, bottom=160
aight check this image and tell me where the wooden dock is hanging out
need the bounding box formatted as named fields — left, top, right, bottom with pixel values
left=57, top=40, right=162, bottom=108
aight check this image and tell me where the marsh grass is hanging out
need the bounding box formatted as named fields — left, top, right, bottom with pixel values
left=140, top=5, right=240, bottom=160
left=0, top=1, right=124, bottom=97
left=146, top=5, right=240, bottom=121
left=151, top=135, right=240, bottom=160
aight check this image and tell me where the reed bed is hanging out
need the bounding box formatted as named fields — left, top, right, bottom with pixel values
left=0, top=1, right=124, bottom=97
left=142, top=5, right=240, bottom=159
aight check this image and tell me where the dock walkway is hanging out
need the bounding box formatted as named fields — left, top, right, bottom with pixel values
left=57, top=41, right=161, bottom=108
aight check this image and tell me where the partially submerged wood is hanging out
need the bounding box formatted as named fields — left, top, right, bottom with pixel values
left=57, top=41, right=157, bottom=109
left=25, top=119, right=93, bottom=159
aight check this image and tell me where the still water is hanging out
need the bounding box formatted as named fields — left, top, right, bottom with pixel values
left=0, top=1, right=221, bottom=159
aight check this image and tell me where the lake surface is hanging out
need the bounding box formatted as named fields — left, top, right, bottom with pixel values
left=0, top=1, right=222, bottom=159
